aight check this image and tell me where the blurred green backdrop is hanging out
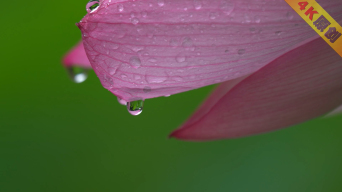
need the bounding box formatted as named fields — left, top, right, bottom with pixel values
left=1, top=1, right=342, bottom=191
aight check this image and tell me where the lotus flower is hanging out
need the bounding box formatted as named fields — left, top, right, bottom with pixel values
left=63, top=0, right=342, bottom=141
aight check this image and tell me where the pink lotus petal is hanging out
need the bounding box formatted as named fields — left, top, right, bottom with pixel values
left=77, top=0, right=342, bottom=101
left=63, top=41, right=92, bottom=68
left=170, top=37, right=342, bottom=141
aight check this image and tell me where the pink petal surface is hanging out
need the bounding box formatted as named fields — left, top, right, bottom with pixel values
left=77, top=0, right=342, bottom=101
left=170, top=37, right=342, bottom=141
left=63, top=41, right=92, bottom=68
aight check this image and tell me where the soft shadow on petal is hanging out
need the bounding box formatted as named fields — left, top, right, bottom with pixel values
left=63, top=41, right=92, bottom=68
left=170, top=37, right=342, bottom=141
left=78, top=0, right=342, bottom=100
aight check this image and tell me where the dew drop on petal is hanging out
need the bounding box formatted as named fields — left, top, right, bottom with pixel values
left=238, top=49, right=246, bottom=55
left=117, top=4, right=124, bottom=12
left=182, top=37, right=193, bottom=47
left=146, top=75, right=167, bottom=83
left=157, top=0, right=165, bottom=7
left=176, top=54, right=186, bottom=63
left=169, top=39, right=178, bottom=47
left=143, top=86, right=152, bottom=93
left=194, top=0, right=202, bottom=10
left=286, top=11, right=294, bottom=20
left=141, top=11, right=147, bottom=17
left=131, top=17, right=140, bottom=25
left=209, top=12, right=216, bottom=20
left=275, top=31, right=282, bottom=36
left=67, top=66, right=89, bottom=83
left=117, top=97, right=127, bottom=105
left=129, top=56, right=141, bottom=68
left=127, top=100, right=144, bottom=116
left=220, top=0, right=235, bottom=16
left=254, top=16, right=261, bottom=23
left=86, top=0, right=100, bottom=13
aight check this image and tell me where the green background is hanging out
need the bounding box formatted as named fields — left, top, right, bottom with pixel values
left=1, top=1, right=342, bottom=191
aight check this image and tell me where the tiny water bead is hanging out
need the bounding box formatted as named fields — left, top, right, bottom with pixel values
left=117, top=97, right=127, bottom=105
left=129, top=56, right=141, bottom=68
left=67, top=66, right=89, bottom=83
left=127, top=100, right=144, bottom=116
left=86, top=0, right=100, bottom=13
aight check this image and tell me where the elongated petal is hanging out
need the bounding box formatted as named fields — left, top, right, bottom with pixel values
left=77, top=0, right=342, bottom=101
left=170, top=37, right=342, bottom=141
left=63, top=41, right=92, bottom=68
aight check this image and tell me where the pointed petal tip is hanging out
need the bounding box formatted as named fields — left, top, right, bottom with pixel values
left=63, top=41, right=92, bottom=69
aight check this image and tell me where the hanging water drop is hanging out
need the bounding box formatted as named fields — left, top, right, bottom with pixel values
left=127, top=100, right=144, bottom=116
left=117, top=4, right=124, bottom=12
left=67, top=66, right=89, bottom=83
left=86, top=0, right=100, bottom=13
left=117, top=97, right=127, bottom=105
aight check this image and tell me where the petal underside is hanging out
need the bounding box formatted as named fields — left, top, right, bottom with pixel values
left=170, top=37, right=342, bottom=141
left=78, top=0, right=342, bottom=101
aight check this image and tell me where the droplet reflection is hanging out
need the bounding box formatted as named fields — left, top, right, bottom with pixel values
left=127, top=100, right=144, bottom=116
left=67, top=66, right=89, bottom=83
left=86, top=0, right=100, bottom=13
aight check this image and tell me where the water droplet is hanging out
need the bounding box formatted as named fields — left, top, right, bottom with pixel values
left=169, top=39, right=178, bottom=47
left=182, top=37, right=193, bottom=47
left=249, top=27, right=257, bottom=33
left=286, top=11, right=294, bottom=20
left=164, top=95, right=170, bottom=97
left=129, top=56, right=141, bottom=69
left=148, top=58, right=157, bottom=63
left=134, top=74, right=142, bottom=80
left=67, top=66, right=89, bottom=83
left=220, top=1, right=235, bottom=15
left=146, top=75, right=167, bottom=83
left=143, top=86, right=152, bottom=93
left=244, top=14, right=251, bottom=23
left=176, top=54, right=186, bottom=63
left=127, top=100, right=144, bottom=116
left=238, top=49, right=245, bottom=55
left=157, top=0, right=165, bottom=7
left=86, top=0, right=100, bottom=13
left=209, top=12, right=217, bottom=20
left=141, top=11, right=148, bottom=17
left=254, top=16, right=261, bottom=23
left=109, top=67, right=118, bottom=75
left=172, top=76, right=183, bottom=82
left=117, top=4, right=124, bottom=12
left=194, top=0, right=202, bottom=10
left=275, top=31, right=282, bottom=36
left=117, top=97, right=127, bottom=105
left=131, top=17, right=139, bottom=25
